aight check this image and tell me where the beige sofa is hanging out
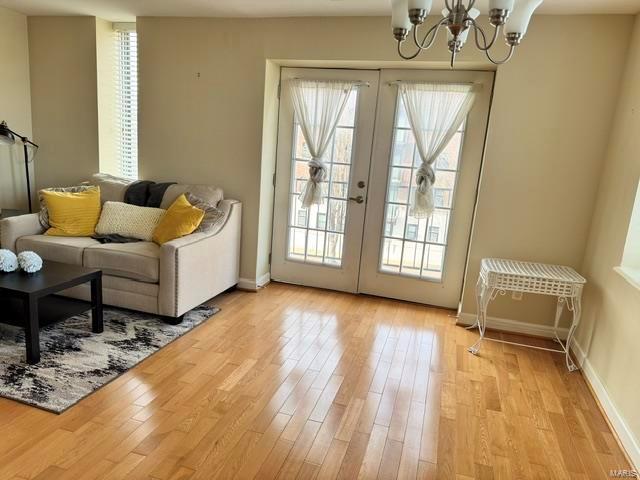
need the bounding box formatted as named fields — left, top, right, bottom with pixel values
left=0, top=176, right=241, bottom=319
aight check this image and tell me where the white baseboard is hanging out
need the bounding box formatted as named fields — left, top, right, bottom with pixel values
left=237, top=278, right=257, bottom=291
left=458, top=311, right=639, bottom=470
left=237, top=273, right=271, bottom=292
left=457, top=312, right=569, bottom=340
left=572, top=342, right=640, bottom=470
left=257, top=272, right=271, bottom=288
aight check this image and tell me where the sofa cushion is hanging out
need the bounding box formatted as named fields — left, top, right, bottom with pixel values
left=84, top=242, right=160, bottom=283
left=160, top=184, right=223, bottom=209
left=42, top=187, right=102, bottom=237
left=102, top=275, right=159, bottom=297
left=16, top=235, right=100, bottom=266
left=95, top=202, right=165, bottom=241
left=152, top=194, right=204, bottom=245
left=185, top=193, right=225, bottom=234
left=89, top=173, right=136, bottom=204
left=38, top=185, right=95, bottom=230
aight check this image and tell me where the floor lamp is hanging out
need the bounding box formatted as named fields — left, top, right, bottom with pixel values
left=0, top=121, right=39, bottom=213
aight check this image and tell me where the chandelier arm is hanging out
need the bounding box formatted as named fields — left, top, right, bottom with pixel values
left=397, top=39, right=423, bottom=60
left=444, top=0, right=453, bottom=12
left=484, top=44, right=516, bottom=65
left=467, top=0, right=477, bottom=10
left=470, top=19, right=499, bottom=51
left=415, top=17, right=448, bottom=50
left=398, top=18, right=447, bottom=60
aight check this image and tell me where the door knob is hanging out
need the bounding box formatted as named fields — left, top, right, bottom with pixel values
left=349, top=195, right=364, bottom=204
left=357, top=181, right=366, bottom=188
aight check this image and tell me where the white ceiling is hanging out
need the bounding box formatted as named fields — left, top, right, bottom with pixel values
left=1, top=0, right=638, bottom=22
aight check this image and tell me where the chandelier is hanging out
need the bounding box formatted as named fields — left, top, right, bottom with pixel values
left=391, top=0, right=543, bottom=67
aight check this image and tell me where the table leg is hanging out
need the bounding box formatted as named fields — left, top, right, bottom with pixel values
left=91, top=274, right=103, bottom=334
left=564, top=295, right=582, bottom=372
left=553, top=297, right=565, bottom=343
left=23, top=296, right=40, bottom=365
left=468, top=280, right=492, bottom=355
left=465, top=276, right=483, bottom=330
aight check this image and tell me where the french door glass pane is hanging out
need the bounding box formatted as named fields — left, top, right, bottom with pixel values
left=286, top=90, right=358, bottom=267
left=379, top=94, right=466, bottom=281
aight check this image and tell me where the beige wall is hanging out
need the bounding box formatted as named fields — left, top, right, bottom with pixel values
left=28, top=16, right=100, bottom=189
left=462, top=15, right=633, bottom=325
left=578, top=14, right=640, bottom=457
left=0, top=6, right=32, bottom=211
left=138, top=15, right=632, bottom=300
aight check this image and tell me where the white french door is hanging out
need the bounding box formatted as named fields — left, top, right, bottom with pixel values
left=271, top=68, right=380, bottom=292
left=271, top=67, right=494, bottom=308
left=358, top=69, right=493, bottom=307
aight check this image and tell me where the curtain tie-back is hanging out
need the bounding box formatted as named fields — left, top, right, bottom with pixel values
left=308, top=158, right=328, bottom=183
left=416, top=163, right=436, bottom=193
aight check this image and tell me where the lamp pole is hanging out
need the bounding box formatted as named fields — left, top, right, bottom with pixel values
left=22, top=141, right=32, bottom=213
left=0, top=121, right=39, bottom=213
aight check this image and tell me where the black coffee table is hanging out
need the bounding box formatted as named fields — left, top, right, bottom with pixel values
left=0, top=261, right=103, bottom=364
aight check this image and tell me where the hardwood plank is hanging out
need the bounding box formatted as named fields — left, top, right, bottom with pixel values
left=377, top=437, right=403, bottom=480
left=305, top=404, right=346, bottom=465
left=334, top=397, right=365, bottom=442
left=357, top=424, right=388, bottom=479
left=336, top=431, right=370, bottom=480
left=277, top=420, right=322, bottom=479
left=218, top=358, right=258, bottom=391
left=316, top=438, right=349, bottom=480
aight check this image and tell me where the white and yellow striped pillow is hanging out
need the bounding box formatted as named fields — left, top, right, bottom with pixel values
left=42, top=187, right=102, bottom=237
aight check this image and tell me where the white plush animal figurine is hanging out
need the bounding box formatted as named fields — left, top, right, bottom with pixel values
left=0, top=249, right=19, bottom=273
left=17, top=251, right=43, bottom=274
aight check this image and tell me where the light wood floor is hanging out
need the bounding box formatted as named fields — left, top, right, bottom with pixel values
left=0, top=283, right=632, bottom=479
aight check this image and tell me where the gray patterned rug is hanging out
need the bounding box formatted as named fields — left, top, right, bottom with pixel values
left=0, top=304, right=219, bottom=413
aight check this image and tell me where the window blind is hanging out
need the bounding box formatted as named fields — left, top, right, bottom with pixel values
left=115, top=25, right=138, bottom=179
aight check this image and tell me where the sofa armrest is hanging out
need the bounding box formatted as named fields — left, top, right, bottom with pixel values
left=0, top=214, right=44, bottom=252
left=159, top=200, right=241, bottom=317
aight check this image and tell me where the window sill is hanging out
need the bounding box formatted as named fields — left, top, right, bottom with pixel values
left=614, top=266, right=640, bottom=292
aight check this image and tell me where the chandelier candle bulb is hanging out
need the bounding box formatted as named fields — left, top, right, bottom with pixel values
left=391, top=0, right=411, bottom=28
left=489, top=0, right=515, bottom=11
left=408, top=0, right=432, bottom=25
left=505, top=0, right=543, bottom=36
left=488, top=0, right=514, bottom=26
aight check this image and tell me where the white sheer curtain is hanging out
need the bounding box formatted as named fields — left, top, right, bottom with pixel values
left=288, top=79, right=356, bottom=208
left=399, top=82, right=478, bottom=218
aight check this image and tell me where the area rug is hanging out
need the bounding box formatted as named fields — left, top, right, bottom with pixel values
left=0, top=304, right=219, bottom=413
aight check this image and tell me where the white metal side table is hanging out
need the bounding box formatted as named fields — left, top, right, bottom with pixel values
left=467, top=258, right=587, bottom=371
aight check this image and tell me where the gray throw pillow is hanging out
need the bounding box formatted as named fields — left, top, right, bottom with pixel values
left=161, top=184, right=223, bottom=209
left=185, top=193, right=225, bottom=234
left=38, top=185, right=95, bottom=229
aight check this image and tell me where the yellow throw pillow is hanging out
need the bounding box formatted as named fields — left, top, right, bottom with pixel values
left=42, top=187, right=102, bottom=237
left=152, top=194, right=205, bottom=245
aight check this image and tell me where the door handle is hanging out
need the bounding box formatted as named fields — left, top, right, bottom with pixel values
left=349, top=195, right=364, bottom=204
